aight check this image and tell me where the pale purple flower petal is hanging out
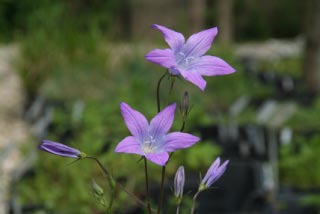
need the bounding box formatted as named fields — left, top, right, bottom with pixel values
left=149, top=103, right=176, bottom=139
left=165, top=132, right=199, bottom=152
left=206, top=160, right=229, bottom=187
left=174, top=166, right=185, bottom=198
left=39, top=140, right=81, bottom=158
left=190, top=56, right=236, bottom=76
left=145, top=153, right=169, bottom=166
left=202, top=157, right=220, bottom=184
left=145, top=24, right=236, bottom=91
left=200, top=157, right=229, bottom=190
left=115, top=136, right=144, bottom=155
left=183, top=27, right=218, bottom=57
left=152, top=24, right=185, bottom=50
left=180, top=71, right=207, bottom=91
left=115, top=102, right=200, bottom=166
left=145, top=49, right=176, bottom=69
left=120, top=102, right=148, bottom=140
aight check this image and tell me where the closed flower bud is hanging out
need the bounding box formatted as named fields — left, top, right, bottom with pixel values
left=39, top=140, right=85, bottom=159
left=180, top=91, right=189, bottom=119
left=199, top=157, right=229, bottom=191
left=174, top=166, right=185, bottom=199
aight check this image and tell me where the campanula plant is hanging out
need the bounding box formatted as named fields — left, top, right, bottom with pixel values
left=39, top=23, right=235, bottom=214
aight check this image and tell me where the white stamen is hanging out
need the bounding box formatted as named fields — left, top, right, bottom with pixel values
left=142, top=136, right=156, bottom=154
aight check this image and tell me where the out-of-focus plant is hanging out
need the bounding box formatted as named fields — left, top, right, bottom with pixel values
left=280, top=134, right=320, bottom=188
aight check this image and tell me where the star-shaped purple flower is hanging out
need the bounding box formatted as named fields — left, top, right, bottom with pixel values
left=145, top=24, right=236, bottom=91
left=115, top=102, right=200, bottom=166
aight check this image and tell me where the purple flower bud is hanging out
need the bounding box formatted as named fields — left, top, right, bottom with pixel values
left=180, top=91, right=189, bottom=119
left=199, top=157, right=229, bottom=191
left=39, top=140, right=84, bottom=158
left=174, top=166, right=185, bottom=198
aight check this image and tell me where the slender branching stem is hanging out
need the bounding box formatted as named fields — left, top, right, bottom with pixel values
left=86, top=156, right=148, bottom=210
left=157, top=72, right=177, bottom=214
left=176, top=199, right=182, bottom=214
left=106, top=188, right=115, bottom=214
left=167, top=75, right=176, bottom=104
left=157, top=165, right=166, bottom=214
left=156, top=72, right=168, bottom=113
left=190, top=190, right=201, bottom=214
left=180, top=120, right=186, bottom=132
left=144, top=157, right=152, bottom=214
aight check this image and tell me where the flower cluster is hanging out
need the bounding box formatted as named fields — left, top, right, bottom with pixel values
left=38, top=24, right=235, bottom=214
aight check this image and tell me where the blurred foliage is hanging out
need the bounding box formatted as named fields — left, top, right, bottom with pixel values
left=206, top=0, right=303, bottom=41
left=1, top=0, right=304, bottom=42
left=0, top=0, right=126, bottom=41
left=280, top=134, right=320, bottom=188
left=301, top=194, right=320, bottom=213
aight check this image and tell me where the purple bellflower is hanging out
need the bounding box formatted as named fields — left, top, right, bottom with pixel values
left=174, top=165, right=185, bottom=199
left=39, top=140, right=86, bottom=158
left=145, top=24, right=236, bottom=91
left=115, top=102, right=200, bottom=166
left=199, top=157, right=229, bottom=191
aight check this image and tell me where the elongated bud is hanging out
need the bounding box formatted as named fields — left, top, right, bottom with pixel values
left=199, top=157, right=229, bottom=191
left=180, top=91, right=189, bottom=119
left=39, top=140, right=86, bottom=159
left=174, top=166, right=185, bottom=199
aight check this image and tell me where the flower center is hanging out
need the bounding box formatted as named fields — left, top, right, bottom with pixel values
left=176, top=52, right=195, bottom=68
left=142, top=136, right=156, bottom=154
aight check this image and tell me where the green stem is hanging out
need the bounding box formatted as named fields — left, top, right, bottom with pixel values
left=180, top=120, right=186, bottom=132
left=86, top=156, right=148, bottom=210
left=190, top=190, right=201, bottom=214
left=176, top=201, right=181, bottom=214
left=157, top=72, right=168, bottom=113
left=157, top=165, right=166, bottom=214
left=106, top=188, right=115, bottom=214
left=144, top=157, right=152, bottom=214
left=168, top=75, right=175, bottom=103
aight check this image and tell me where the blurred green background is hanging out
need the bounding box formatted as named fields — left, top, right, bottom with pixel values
left=1, top=0, right=320, bottom=213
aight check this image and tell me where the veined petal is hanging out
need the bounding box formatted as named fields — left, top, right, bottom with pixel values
left=39, top=140, right=81, bottom=158
left=146, top=152, right=169, bottom=166
left=150, top=103, right=176, bottom=139
left=183, top=27, right=218, bottom=57
left=120, top=102, right=148, bottom=140
left=152, top=24, right=185, bottom=51
left=202, top=157, right=220, bottom=184
left=180, top=70, right=207, bottom=91
left=190, top=56, right=236, bottom=76
left=115, top=136, right=144, bottom=155
left=207, top=160, right=229, bottom=187
left=145, top=49, right=176, bottom=68
left=164, top=132, right=200, bottom=152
